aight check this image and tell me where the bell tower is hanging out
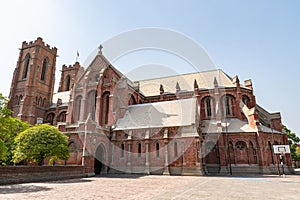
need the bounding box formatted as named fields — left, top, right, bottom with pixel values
left=8, top=37, right=57, bottom=125
left=58, top=62, right=82, bottom=92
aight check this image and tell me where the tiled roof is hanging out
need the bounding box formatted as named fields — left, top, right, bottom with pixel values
left=50, top=91, right=70, bottom=108
left=201, top=118, right=281, bottom=134
left=115, top=98, right=196, bottom=130
left=137, top=69, right=236, bottom=96
left=52, top=91, right=70, bottom=103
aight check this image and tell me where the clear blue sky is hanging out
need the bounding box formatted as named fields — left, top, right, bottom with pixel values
left=0, top=0, right=299, bottom=136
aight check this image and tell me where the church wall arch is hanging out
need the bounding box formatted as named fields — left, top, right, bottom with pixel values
left=94, top=143, right=108, bottom=174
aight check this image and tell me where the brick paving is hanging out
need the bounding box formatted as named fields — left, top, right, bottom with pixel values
left=0, top=174, right=300, bottom=200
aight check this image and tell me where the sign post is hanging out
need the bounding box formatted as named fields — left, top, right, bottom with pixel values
left=273, top=145, right=290, bottom=177
left=279, top=153, right=285, bottom=177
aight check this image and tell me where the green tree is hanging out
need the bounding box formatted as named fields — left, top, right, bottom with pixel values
left=0, top=139, right=8, bottom=164
left=0, top=93, right=12, bottom=118
left=0, top=93, right=30, bottom=165
left=0, top=117, right=30, bottom=165
left=297, top=146, right=300, bottom=156
left=284, top=126, right=300, bottom=160
left=13, top=124, right=70, bottom=165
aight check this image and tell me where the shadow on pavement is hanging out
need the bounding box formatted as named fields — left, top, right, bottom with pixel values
left=45, top=178, right=93, bottom=184
left=0, top=184, right=52, bottom=194
left=94, top=174, right=145, bottom=179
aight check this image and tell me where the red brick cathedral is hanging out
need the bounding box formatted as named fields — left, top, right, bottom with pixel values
left=8, top=38, right=293, bottom=175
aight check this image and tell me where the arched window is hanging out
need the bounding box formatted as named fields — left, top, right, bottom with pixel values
left=242, top=95, right=251, bottom=108
left=121, top=143, right=125, bottom=158
left=222, top=95, right=235, bottom=116
left=101, top=92, right=110, bottom=125
left=41, top=58, right=48, bottom=81
left=138, top=143, right=142, bottom=158
left=46, top=113, right=55, bottom=125
left=65, top=75, right=71, bottom=91
left=105, top=94, right=109, bottom=124
left=74, top=96, right=82, bottom=122
left=205, top=98, right=212, bottom=117
left=86, top=90, right=97, bottom=120
left=156, top=142, right=160, bottom=158
left=68, top=142, right=77, bottom=152
left=128, top=94, right=136, bottom=105
left=22, top=54, right=30, bottom=79
left=225, top=96, right=231, bottom=115
left=58, top=111, right=67, bottom=122
left=174, top=142, right=178, bottom=158
left=203, top=96, right=215, bottom=118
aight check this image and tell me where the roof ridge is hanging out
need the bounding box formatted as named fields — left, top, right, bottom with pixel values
left=136, top=68, right=223, bottom=82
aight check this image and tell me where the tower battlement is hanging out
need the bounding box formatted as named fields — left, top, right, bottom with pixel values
left=62, top=62, right=81, bottom=71
left=21, top=37, right=57, bottom=54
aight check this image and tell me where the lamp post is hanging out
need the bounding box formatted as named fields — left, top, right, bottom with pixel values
left=225, top=119, right=232, bottom=175
left=82, top=120, right=88, bottom=166
left=280, top=152, right=285, bottom=177
left=82, top=115, right=90, bottom=166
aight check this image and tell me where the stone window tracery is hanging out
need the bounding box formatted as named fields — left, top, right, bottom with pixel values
left=236, top=141, right=246, bottom=151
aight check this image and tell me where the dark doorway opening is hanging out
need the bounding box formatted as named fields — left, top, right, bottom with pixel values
left=203, top=142, right=220, bottom=174
left=94, top=145, right=105, bottom=175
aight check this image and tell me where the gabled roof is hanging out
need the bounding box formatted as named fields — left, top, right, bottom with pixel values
left=115, top=98, right=196, bottom=130
left=137, top=69, right=238, bottom=96
left=256, top=104, right=281, bottom=127
left=50, top=91, right=70, bottom=108
left=201, top=118, right=281, bottom=134
left=75, top=53, right=109, bottom=84
left=75, top=52, right=136, bottom=88
left=52, top=91, right=70, bottom=103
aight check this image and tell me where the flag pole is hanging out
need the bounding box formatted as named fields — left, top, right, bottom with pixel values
left=76, top=51, right=79, bottom=62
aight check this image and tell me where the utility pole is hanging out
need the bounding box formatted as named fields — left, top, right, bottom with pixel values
left=225, top=119, right=232, bottom=175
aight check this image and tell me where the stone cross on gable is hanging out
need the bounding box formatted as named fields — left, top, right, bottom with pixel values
left=98, top=44, right=103, bottom=54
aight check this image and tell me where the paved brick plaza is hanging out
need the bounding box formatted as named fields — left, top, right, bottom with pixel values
left=0, top=174, right=299, bottom=200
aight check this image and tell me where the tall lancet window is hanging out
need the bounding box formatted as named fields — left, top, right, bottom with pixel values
left=65, top=75, right=71, bottom=91
left=205, top=97, right=212, bottom=118
left=105, top=94, right=109, bottom=124
left=41, top=58, right=48, bottom=81
left=22, top=54, right=30, bottom=79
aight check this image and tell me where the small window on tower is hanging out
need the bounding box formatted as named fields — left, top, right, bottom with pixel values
left=65, top=75, right=71, bottom=91
left=22, top=54, right=30, bottom=79
left=41, top=58, right=48, bottom=81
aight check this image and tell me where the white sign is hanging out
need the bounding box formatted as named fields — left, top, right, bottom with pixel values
left=36, top=117, right=43, bottom=124
left=273, top=145, right=291, bottom=154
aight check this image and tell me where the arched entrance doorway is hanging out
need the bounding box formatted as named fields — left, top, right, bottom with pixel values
left=203, top=141, right=220, bottom=174
left=94, top=144, right=106, bottom=175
